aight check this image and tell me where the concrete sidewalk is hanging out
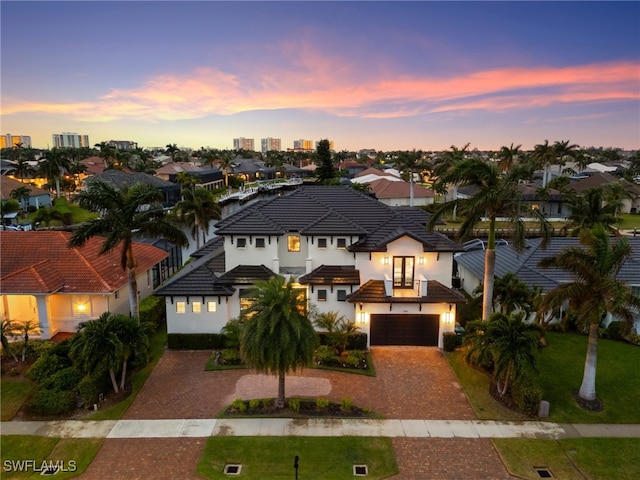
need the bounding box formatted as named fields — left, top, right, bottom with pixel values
left=2, top=419, right=638, bottom=440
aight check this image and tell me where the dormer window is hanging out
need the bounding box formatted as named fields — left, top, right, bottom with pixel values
left=288, top=234, right=301, bottom=252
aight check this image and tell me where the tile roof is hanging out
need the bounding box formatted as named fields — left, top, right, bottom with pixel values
left=455, top=236, right=640, bottom=293
left=298, top=265, right=361, bottom=285
left=1, top=176, right=50, bottom=200
left=86, top=170, right=176, bottom=189
left=347, top=280, right=467, bottom=304
left=0, top=231, right=168, bottom=294
left=368, top=178, right=434, bottom=199
left=154, top=253, right=233, bottom=297
left=215, top=186, right=461, bottom=253
left=214, top=264, right=276, bottom=285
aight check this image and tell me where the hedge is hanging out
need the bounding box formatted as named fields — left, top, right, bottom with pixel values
left=167, top=333, right=227, bottom=350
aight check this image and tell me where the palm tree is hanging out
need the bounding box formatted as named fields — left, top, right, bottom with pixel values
left=32, top=206, right=64, bottom=228
left=490, top=272, right=533, bottom=315
left=603, top=181, right=632, bottom=218
left=395, top=150, right=429, bottom=207
left=111, top=315, right=150, bottom=391
left=68, top=181, right=189, bottom=318
left=239, top=276, right=317, bottom=408
left=0, top=199, right=20, bottom=228
left=70, top=312, right=124, bottom=394
left=14, top=320, right=40, bottom=362
left=174, top=187, right=221, bottom=249
left=532, top=140, right=556, bottom=187
left=563, top=188, right=619, bottom=236
left=11, top=157, right=36, bottom=183
left=553, top=140, right=580, bottom=178
left=1, top=318, right=19, bottom=362
left=95, top=142, right=117, bottom=169
left=38, top=148, right=70, bottom=198
left=431, top=143, right=471, bottom=221
left=429, top=158, right=550, bottom=321
left=497, top=143, right=522, bottom=173
left=313, top=311, right=357, bottom=355
left=165, top=144, right=180, bottom=162
left=539, top=225, right=640, bottom=408
left=175, top=172, right=199, bottom=194
left=10, top=186, right=31, bottom=212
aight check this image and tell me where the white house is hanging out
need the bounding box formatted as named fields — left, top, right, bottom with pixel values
left=157, top=186, right=466, bottom=347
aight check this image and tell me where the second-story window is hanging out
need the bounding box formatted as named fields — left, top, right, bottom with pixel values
left=236, top=238, right=247, bottom=248
left=317, top=238, right=327, bottom=249
left=255, top=238, right=266, bottom=248
left=336, top=238, right=347, bottom=249
left=393, top=256, right=414, bottom=288
left=288, top=234, right=301, bottom=252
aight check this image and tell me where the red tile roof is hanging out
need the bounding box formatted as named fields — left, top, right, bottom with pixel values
left=0, top=231, right=168, bottom=294
left=368, top=178, right=434, bottom=199
left=1, top=176, right=50, bottom=200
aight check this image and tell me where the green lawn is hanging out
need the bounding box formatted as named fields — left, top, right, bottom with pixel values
left=446, top=330, right=640, bottom=479
left=0, top=378, right=35, bottom=421
left=196, top=437, right=397, bottom=480
left=538, top=332, right=640, bottom=423
left=618, top=213, right=640, bottom=230
left=0, top=436, right=102, bottom=479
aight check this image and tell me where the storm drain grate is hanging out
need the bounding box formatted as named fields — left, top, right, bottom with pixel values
left=353, top=464, right=368, bottom=476
left=223, top=464, right=242, bottom=475
left=534, top=467, right=553, bottom=478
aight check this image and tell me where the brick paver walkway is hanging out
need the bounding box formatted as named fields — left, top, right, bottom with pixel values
left=81, top=347, right=515, bottom=479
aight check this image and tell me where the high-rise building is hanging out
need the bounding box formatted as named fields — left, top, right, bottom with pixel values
left=52, top=132, right=90, bottom=148
left=1, top=134, right=32, bottom=149
left=260, top=137, right=281, bottom=153
left=233, top=137, right=255, bottom=151
left=107, top=140, right=138, bottom=150
left=293, top=139, right=314, bottom=151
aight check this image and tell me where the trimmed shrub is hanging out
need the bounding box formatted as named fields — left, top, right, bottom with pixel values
left=249, top=399, right=261, bottom=409
left=511, top=374, right=543, bottom=417
left=28, top=388, right=76, bottom=416
left=78, top=375, right=101, bottom=406
left=316, top=398, right=330, bottom=410
left=140, top=295, right=165, bottom=331
left=167, top=333, right=226, bottom=350
left=27, top=353, right=71, bottom=383
left=42, top=366, right=83, bottom=392
left=314, top=345, right=337, bottom=365
left=346, top=333, right=368, bottom=351
left=220, top=348, right=242, bottom=365
left=288, top=398, right=300, bottom=412
left=443, top=332, right=457, bottom=352
left=341, top=351, right=367, bottom=369
left=230, top=398, right=246, bottom=412
left=262, top=398, right=273, bottom=408
left=340, top=397, right=353, bottom=411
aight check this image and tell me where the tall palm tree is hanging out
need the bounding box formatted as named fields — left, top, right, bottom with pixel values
left=395, top=150, right=429, bottom=207
left=497, top=143, right=522, bottom=173
left=553, top=140, right=580, bottom=178
left=14, top=319, right=40, bottom=362
left=431, top=143, right=471, bottom=221
left=11, top=157, right=36, bottom=183
left=70, top=312, right=124, bottom=394
left=0, top=199, right=20, bottom=228
left=490, top=272, right=533, bottom=315
left=111, top=315, right=149, bottom=391
left=95, top=142, right=117, bottom=169
left=1, top=318, right=19, bottom=362
left=174, top=187, right=221, bottom=249
left=429, top=159, right=550, bottom=321
left=563, top=188, right=619, bottom=236
left=240, top=276, right=317, bottom=408
left=165, top=143, right=180, bottom=162
left=603, top=181, right=632, bottom=218
left=539, top=225, right=640, bottom=408
left=532, top=140, right=556, bottom=187
left=68, top=181, right=189, bottom=318
left=38, top=148, right=70, bottom=198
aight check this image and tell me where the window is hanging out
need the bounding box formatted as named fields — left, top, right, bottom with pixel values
left=236, top=238, right=247, bottom=248
left=318, top=289, right=327, bottom=302
left=207, top=301, right=217, bottom=313
left=239, top=289, right=255, bottom=313
left=393, top=256, right=415, bottom=288
left=255, top=238, right=265, bottom=248
left=336, top=238, right=347, bottom=249
left=632, top=286, right=640, bottom=298
left=317, top=238, right=327, bottom=249
left=192, top=301, right=202, bottom=313
left=176, top=301, right=186, bottom=314
left=288, top=235, right=300, bottom=252
left=337, top=290, right=347, bottom=302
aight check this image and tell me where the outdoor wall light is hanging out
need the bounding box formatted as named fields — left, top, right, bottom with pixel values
left=418, top=257, right=425, bottom=265
left=383, top=256, right=390, bottom=265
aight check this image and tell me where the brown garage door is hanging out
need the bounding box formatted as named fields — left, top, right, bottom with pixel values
left=370, top=314, right=440, bottom=346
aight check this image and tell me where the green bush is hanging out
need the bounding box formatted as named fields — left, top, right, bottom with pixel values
left=603, top=321, right=630, bottom=341
left=230, top=398, right=246, bottom=412
left=511, top=374, right=543, bottom=417
left=262, top=398, right=273, bottom=408
left=78, top=375, right=101, bottom=406
left=42, top=366, right=83, bottom=391
left=314, top=345, right=338, bottom=365
left=288, top=398, right=300, bottom=412
left=167, top=333, right=226, bottom=350
left=626, top=332, right=640, bottom=346
left=341, top=351, right=366, bottom=368
left=249, top=399, right=261, bottom=409
left=316, top=398, right=330, bottom=410
left=340, top=397, right=353, bottom=411
left=28, top=388, right=76, bottom=416
left=140, top=295, right=165, bottom=331
left=443, top=332, right=457, bottom=352
left=346, top=333, right=368, bottom=350
left=220, top=348, right=242, bottom=365
left=27, top=352, right=71, bottom=383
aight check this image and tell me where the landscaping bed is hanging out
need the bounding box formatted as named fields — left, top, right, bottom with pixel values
left=224, top=397, right=377, bottom=418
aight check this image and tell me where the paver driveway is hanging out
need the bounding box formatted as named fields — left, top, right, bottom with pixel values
left=81, top=347, right=514, bottom=479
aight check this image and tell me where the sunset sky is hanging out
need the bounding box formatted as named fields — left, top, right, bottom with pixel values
left=2, top=1, right=639, bottom=152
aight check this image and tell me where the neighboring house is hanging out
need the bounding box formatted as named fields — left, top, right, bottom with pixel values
left=568, top=172, right=640, bottom=214
left=155, top=162, right=224, bottom=191
left=84, top=170, right=181, bottom=207
left=157, top=186, right=466, bottom=347
left=517, top=183, right=569, bottom=220
left=0, top=231, right=169, bottom=340
left=1, top=176, right=52, bottom=210
left=454, top=237, right=640, bottom=331
left=351, top=168, right=434, bottom=207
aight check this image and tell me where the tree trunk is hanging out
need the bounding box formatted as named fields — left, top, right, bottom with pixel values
left=578, top=322, right=599, bottom=402
left=482, top=219, right=496, bottom=321
left=109, top=368, right=120, bottom=394
left=409, top=175, right=414, bottom=207
left=120, top=357, right=129, bottom=391
left=499, top=363, right=512, bottom=396
left=126, top=244, right=139, bottom=319
left=275, top=373, right=286, bottom=409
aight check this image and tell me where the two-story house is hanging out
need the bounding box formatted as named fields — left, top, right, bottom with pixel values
left=157, top=186, right=466, bottom=347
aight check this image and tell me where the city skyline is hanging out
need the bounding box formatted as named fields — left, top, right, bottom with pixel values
left=1, top=1, right=639, bottom=152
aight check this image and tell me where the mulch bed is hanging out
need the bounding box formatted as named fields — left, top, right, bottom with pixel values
left=225, top=399, right=376, bottom=418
